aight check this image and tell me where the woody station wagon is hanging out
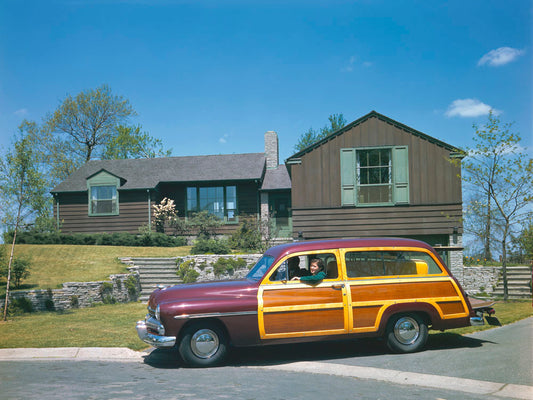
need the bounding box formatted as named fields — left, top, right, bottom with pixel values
left=136, top=238, right=496, bottom=367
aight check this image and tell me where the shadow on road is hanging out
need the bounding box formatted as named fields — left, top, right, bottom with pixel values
left=142, top=332, right=495, bottom=369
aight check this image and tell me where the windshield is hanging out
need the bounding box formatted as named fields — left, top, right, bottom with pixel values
left=246, top=255, right=275, bottom=281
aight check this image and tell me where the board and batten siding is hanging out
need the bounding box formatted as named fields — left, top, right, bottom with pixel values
left=292, top=204, right=462, bottom=240
left=290, top=116, right=462, bottom=239
left=54, top=191, right=152, bottom=234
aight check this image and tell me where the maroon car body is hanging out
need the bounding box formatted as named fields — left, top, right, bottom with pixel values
left=136, top=238, right=496, bottom=367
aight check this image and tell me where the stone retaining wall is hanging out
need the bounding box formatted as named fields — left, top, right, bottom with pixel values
left=1, top=271, right=140, bottom=313
left=462, top=266, right=501, bottom=296
left=175, top=254, right=263, bottom=281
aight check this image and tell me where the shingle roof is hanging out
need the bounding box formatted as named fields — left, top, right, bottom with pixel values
left=52, top=153, right=267, bottom=193
left=261, top=165, right=291, bottom=191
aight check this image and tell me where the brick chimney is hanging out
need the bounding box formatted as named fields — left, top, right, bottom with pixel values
left=264, top=131, right=279, bottom=170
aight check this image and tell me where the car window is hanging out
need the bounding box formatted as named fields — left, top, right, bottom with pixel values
left=345, top=250, right=442, bottom=278
left=269, top=253, right=339, bottom=282
left=247, top=256, right=275, bottom=281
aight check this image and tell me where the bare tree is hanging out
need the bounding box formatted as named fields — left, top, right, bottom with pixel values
left=0, top=128, right=47, bottom=320
left=460, top=112, right=533, bottom=299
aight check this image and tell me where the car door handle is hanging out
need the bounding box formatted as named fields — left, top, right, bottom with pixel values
left=331, top=283, right=345, bottom=290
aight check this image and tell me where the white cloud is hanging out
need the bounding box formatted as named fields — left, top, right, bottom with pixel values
left=445, top=99, right=499, bottom=118
left=14, top=108, right=29, bottom=117
left=342, top=55, right=373, bottom=72
left=478, top=47, right=525, bottom=67
left=219, top=134, right=229, bottom=144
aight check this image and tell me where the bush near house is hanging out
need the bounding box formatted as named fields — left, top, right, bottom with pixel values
left=4, top=231, right=187, bottom=247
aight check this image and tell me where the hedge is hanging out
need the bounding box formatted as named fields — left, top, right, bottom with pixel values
left=3, top=231, right=187, bottom=248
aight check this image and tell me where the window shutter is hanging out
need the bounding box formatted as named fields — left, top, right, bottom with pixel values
left=340, top=148, right=356, bottom=206
left=392, top=146, right=409, bottom=204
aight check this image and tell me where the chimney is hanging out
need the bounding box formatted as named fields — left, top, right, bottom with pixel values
left=264, top=131, right=279, bottom=170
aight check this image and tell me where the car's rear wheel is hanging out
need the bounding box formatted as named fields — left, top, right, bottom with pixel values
left=386, top=313, right=428, bottom=353
left=178, top=322, right=228, bottom=367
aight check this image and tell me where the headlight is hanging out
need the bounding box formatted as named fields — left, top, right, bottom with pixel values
left=155, top=304, right=161, bottom=321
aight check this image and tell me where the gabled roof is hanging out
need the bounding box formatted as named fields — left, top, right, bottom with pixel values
left=261, top=165, right=292, bottom=191
left=52, top=153, right=267, bottom=193
left=286, top=110, right=463, bottom=162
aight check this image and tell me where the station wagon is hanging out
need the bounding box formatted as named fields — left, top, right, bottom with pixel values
left=137, top=238, right=496, bottom=367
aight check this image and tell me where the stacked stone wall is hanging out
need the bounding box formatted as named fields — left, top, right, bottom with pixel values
left=0, top=271, right=140, bottom=312
left=462, top=266, right=501, bottom=296
left=176, top=254, right=263, bottom=282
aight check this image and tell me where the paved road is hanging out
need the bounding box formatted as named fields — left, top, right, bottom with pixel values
left=0, top=318, right=532, bottom=400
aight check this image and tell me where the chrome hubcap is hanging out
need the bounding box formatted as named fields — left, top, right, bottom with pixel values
left=394, top=317, right=420, bottom=345
left=190, top=329, right=219, bottom=359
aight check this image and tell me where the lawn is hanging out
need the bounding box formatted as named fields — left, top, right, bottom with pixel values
left=0, top=300, right=530, bottom=351
left=0, top=244, right=191, bottom=296
left=0, top=302, right=149, bottom=350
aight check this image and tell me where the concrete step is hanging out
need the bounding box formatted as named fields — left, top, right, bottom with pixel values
left=139, top=272, right=179, bottom=278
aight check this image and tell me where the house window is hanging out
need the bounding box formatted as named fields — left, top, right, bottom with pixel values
left=341, top=146, right=409, bottom=206
left=90, top=185, right=118, bottom=215
left=357, top=148, right=392, bottom=204
left=186, top=185, right=238, bottom=222
left=87, top=171, right=120, bottom=216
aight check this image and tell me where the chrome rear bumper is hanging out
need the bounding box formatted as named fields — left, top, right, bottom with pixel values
left=136, top=316, right=176, bottom=348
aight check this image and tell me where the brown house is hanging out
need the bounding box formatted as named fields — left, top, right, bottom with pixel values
left=51, top=131, right=291, bottom=237
left=285, top=111, right=464, bottom=272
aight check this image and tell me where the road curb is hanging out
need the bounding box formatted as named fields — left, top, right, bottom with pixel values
left=0, top=347, right=148, bottom=362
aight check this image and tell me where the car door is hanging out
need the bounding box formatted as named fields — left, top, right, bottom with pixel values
left=257, top=250, right=349, bottom=340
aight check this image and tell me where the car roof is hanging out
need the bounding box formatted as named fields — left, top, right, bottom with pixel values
left=264, top=238, right=435, bottom=260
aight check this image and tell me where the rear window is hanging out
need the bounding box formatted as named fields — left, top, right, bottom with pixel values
left=345, top=250, right=442, bottom=278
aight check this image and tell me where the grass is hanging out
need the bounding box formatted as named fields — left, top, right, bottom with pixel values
left=440, top=300, right=533, bottom=335
left=0, top=300, right=530, bottom=351
left=0, top=302, right=149, bottom=350
left=0, top=244, right=191, bottom=296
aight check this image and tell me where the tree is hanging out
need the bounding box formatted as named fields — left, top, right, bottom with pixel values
left=460, top=112, right=533, bottom=300
left=46, top=84, right=135, bottom=163
left=0, top=129, right=48, bottom=320
left=294, top=113, right=347, bottom=152
left=517, top=223, right=533, bottom=261
left=102, top=125, right=172, bottom=159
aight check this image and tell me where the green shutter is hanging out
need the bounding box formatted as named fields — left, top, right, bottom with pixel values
left=392, top=146, right=409, bottom=204
left=340, top=148, right=356, bottom=206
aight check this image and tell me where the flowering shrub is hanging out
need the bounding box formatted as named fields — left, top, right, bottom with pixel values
left=153, top=198, right=178, bottom=232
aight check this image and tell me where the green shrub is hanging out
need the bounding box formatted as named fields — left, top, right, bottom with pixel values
left=4, top=230, right=187, bottom=248
left=177, top=260, right=200, bottom=283
left=212, top=257, right=247, bottom=276
left=229, top=219, right=262, bottom=251
left=70, top=295, right=79, bottom=308
left=124, top=275, right=138, bottom=298
left=0, top=256, right=31, bottom=289
left=8, top=297, right=33, bottom=315
left=191, top=238, right=230, bottom=254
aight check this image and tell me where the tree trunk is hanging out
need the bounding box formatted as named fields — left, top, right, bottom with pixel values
left=501, top=224, right=509, bottom=301
left=483, top=193, right=492, bottom=261
left=3, top=229, right=18, bottom=321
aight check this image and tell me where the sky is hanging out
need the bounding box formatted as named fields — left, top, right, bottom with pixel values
left=0, top=0, right=531, bottom=163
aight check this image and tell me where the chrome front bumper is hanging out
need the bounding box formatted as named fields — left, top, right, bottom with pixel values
left=136, top=315, right=176, bottom=348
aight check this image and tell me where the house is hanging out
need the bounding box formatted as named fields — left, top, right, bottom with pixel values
left=285, top=111, right=464, bottom=276
left=51, top=131, right=291, bottom=237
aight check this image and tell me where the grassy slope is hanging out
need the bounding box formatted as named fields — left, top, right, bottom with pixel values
left=1, top=244, right=191, bottom=294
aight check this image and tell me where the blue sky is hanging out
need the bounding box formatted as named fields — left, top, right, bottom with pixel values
left=0, top=0, right=531, bottom=163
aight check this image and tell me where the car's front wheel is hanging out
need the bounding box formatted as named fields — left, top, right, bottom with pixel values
left=386, top=313, right=428, bottom=354
left=178, top=322, right=228, bottom=367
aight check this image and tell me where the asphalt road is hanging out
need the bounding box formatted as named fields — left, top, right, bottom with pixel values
left=0, top=318, right=531, bottom=400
